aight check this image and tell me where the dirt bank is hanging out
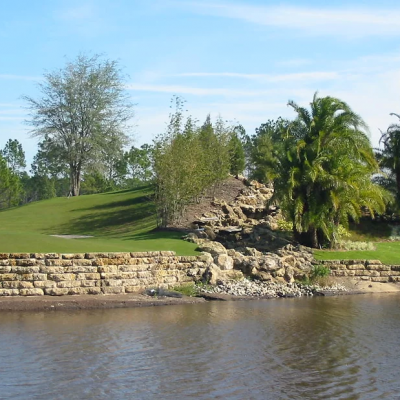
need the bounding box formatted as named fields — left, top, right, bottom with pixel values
left=0, top=278, right=398, bottom=312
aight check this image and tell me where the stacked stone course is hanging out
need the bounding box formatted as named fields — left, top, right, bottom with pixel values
left=0, top=252, right=208, bottom=296
left=321, top=259, right=400, bottom=282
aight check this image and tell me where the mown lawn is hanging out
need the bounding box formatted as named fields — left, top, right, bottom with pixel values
left=0, top=187, right=198, bottom=255
left=314, top=242, right=400, bottom=265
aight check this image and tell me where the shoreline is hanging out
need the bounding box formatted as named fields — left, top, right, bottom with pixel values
left=0, top=279, right=399, bottom=311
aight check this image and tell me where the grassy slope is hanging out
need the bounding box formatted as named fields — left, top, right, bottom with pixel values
left=314, top=242, right=400, bottom=265
left=0, top=187, right=198, bottom=255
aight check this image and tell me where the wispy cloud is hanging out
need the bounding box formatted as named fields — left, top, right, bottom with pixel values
left=126, top=83, right=275, bottom=97
left=176, top=71, right=339, bottom=82
left=184, top=2, right=400, bottom=37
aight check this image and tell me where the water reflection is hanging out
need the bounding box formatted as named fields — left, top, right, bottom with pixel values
left=0, top=295, right=400, bottom=399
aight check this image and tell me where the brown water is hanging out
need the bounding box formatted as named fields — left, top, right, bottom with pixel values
left=1, top=295, right=400, bottom=399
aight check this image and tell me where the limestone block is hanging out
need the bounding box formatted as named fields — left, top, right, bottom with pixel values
left=48, top=273, right=76, bottom=282
left=97, top=265, right=118, bottom=273
left=57, top=281, right=81, bottom=288
left=381, top=271, right=400, bottom=276
left=44, top=288, right=69, bottom=296
left=354, top=270, right=370, bottom=276
left=137, top=271, right=152, bottom=279
left=15, top=259, right=37, bottom=267
left=72, top=259, right=92, bottom=267
left=33, top=273, right=47, bottom=281
left=102, top=286, right=125, bottom=295
left=214, top=254, right=234, bottom=270
left=371, top=277, right=389, bottom=282
left=125, top=286, right=142, bottom=293
left=0, top=260, right=9, bottom=266
left=345, top=260, right=366, bottom=265
left=85, top=252, right=109, bottom=259
left=9, top=253, right=30, bottom=259
left=346, top=270, right=355, bottom=276
left=62, top=253, right=85, bottom=259
left=366, top=260, right=382, bottom=265
left=118, top=265, right=140, bottom=273
left=76, top=273, right=101, bottom=281
left=369, top=271, right=380, bottom=277
left=348, top=264, right=365, bottom=270
left=44, top=253, right=60, bottom=259
left=45, top=259, right=66, bottom=266
left=0, top=289, right=19, bottom=296
left=2, top=281, right=33, bottom=289
left=0, top=253, right=9, bottom=259
left=34, top=281, right=57, bottom=289
left=0, top=273, right=18, bottom=281
left=11, top=266, right=40, bottom=274
left=80, top=280, right=98, bottom=287
left=91, top=259, right=104, bottom=266
left=30, top=253, right=45, bottom=259
left=121, top=279, right=139, bottom=286
left=87, top=287, right=102, bottom=294
left=103, top=279, right=124, bottom=287
left=65, top=266, right=98, bottom=273
left=366, top=264, right=390, bottom=271
left=40, top=266, right=65, bottom=274
left=389, top=276, right=400, bottom=282
left=390, top=265, right=400, bottom=271
left=162, top=276, right=178, bottom=284
left=108, top=252, right=131, bottom=259
left=0, top=266, right=11, bottom=273
left=20, top=288, right=44, bottom=296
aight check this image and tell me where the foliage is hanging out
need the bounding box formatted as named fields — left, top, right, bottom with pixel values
left=23, top=53, right=134, bottom=196
left=269, top=93, right=387, bottom=248
left=229, top=126, right=246, bottom=175
left=125, top=144, right=154, bottom=185
left=277, top=219, right=293, bottom=231
left=376, top=113, right=400, bottom=208
left=0, top=154, right=22, bottom=208
left=1, top=139, right=26, bottom=175
left=153, top=97, right=234, bottom=227
left=248, top=118, right=288, bottom=184
left=309, top=265, right=331, bottom=280
left=334, top=240, right=376, bottom=251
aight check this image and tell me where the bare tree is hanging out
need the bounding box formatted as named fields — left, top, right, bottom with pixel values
left=24, top=54, right=134, bottom=196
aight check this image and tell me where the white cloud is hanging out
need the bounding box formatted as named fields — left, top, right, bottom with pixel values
left=184, top=2, right=400, bottom=37
left=126, top=83, right=276, bottom=97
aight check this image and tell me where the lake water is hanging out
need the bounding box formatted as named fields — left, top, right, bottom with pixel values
left=1, top=294, right=400, bottom=399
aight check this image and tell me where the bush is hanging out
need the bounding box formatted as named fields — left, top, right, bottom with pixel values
left=334, top=240, right=376, bottom=251
left=309, top=265, right=331, bottom=280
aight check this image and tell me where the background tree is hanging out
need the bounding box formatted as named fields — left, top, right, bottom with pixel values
left=1, top=139, right=26, bottom=175
left=23, top=53, right=134, bottom=196
left=270, top=93, right=387, bottom=248
left=376, top=113, right=400, bottom=207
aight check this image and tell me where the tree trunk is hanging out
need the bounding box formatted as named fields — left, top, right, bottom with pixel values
left=70, top=166, right=81, bottom=196
left=293, top=226, right=319, bottom=248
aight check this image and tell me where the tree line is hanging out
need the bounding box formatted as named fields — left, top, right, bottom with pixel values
left=2, top=53, right=400, bottom=249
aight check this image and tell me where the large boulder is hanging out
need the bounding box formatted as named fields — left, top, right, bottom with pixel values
left=214, top=254, right=234, bottom=270
left=198, top=241, right=227, bottom=257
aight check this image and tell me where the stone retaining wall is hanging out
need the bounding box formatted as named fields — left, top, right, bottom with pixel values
left=321, top=259, right=400, bottom=282
left=0, top=252, right=208, bottom=296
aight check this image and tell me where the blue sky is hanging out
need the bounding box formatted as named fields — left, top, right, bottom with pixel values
left=1, top=0, right=400, bottom=167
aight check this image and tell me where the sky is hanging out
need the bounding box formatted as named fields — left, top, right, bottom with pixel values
left=1, top=0, right=400, bottom=167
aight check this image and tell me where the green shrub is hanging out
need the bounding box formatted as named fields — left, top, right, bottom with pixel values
left=309, top=265, right=331, bottom=280
left=277, top=219, right=293, bottom=231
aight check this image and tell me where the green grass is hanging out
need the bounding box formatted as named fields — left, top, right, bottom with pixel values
left=0, top=186, right=198, bottom=255
left=314, top=242, right=400, bottom=265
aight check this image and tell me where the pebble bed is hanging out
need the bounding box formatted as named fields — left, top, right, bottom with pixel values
left=199, top=279, right=348, bottom=298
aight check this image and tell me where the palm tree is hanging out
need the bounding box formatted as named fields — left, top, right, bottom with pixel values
left=378, top=113, right=400, bottom=204
left=271, top=93, right=386, bottom=248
